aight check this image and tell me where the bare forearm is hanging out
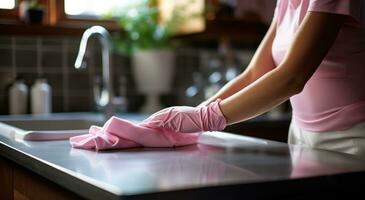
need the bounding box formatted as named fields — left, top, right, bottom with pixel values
left=220, top=67, right=299, bottom=124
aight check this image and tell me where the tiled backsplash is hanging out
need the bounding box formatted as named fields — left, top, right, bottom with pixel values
left=0, top=36, right=128, bottom=114
left=0, top=35, right=254, bottom=115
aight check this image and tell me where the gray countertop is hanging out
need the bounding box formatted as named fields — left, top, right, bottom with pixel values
left=1, top=113, right=365, bottom=199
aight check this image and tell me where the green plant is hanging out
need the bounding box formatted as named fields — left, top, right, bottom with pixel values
left=27, top=0, right=44, bottom=10
left=104, top=0, right=196, bottom=55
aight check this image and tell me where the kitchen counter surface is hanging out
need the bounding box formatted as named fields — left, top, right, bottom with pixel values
left=0, top=113, right=365, bottom=199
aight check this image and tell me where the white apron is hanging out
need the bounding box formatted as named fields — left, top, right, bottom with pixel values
left=288, top=120, right=365, bottom=156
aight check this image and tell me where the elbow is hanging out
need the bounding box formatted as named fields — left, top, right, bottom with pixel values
left=276, top=67, right=307, bottom=96
left=275, top=62, right=310, bottom=96
left=287, top=75, right=307, bottom=96
left=292, top=83, right=305, bottom=95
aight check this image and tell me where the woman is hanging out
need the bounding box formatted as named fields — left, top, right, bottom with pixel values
left=143, top=0, right=365, bottom=156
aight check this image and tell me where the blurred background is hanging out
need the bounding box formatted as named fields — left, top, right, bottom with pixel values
left=0, top=0, right=291, bottom=141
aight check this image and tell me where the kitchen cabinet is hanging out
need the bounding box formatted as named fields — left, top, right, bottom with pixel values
left=0, top=157, right=13, bottom=200
left=0, top=157, right=81, bottom=200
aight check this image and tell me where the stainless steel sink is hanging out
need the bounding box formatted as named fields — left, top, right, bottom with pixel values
left=3, top=118, right=104, bottom=131
left=0, top=112, right=147, bottom=141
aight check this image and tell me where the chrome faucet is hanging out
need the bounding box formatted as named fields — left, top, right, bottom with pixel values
left=75, top=26, right=122, bottom=117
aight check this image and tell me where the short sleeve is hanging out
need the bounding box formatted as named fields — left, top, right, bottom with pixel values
left=309, top=0, right=365, bottom=25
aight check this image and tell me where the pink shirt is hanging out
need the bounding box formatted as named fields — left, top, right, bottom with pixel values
left=272, top=0, right=365, bottom=132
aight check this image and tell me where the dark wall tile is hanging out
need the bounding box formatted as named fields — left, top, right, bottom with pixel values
left=15, top=37, right=37, bottom=46
left=43, top=72, right=64, bottom=92
left=15, top=49, right=37, bottom=68
left=42, top=50, right=63, bottom=69
left=0, top=71, right=15, bottom=95
left=66, top=38, right=81, bottom=53
left=52, top=94, right=64, bottom=113
left=42, top=38, right=63, bottom=48
left=0, top=36, right=12, bottom=46
left=0, top=95, right=8, bottom=114
left=67, top=73, right=90, bottom=91
left=69, top=91, right=95, bottom=112
left=42, top=67, right=62, bottom=74
left=0, top=49, right=12, bottom=67
left=0, top=70, right=15, bottom=114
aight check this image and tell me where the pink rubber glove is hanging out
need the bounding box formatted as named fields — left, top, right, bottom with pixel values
left=70, top=116, right=201, bottom=150
left=142, top=99, right=227, bottom=133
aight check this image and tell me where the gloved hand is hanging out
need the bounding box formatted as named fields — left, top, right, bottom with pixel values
left=70, top=116, right=201, bottom=150
left=142, top=99, right=227, bottom=133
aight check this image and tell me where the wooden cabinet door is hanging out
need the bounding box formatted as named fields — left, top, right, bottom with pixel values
left=1, top=156, right=82, bottom=200
left=0, top=157, right=14, bottom=200
left=13, top=167, right=82, bottom=200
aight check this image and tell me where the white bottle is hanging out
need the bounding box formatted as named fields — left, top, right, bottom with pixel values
left=9, top=79, right=29, bottom=115
left=31, top=78, right=52, bottom=114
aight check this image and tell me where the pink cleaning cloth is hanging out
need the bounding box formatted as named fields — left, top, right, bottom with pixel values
left=69, top=116, right=201, bottom=151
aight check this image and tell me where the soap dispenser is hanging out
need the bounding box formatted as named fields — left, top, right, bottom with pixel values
left=31, top=78, right=52, bottom=114
left=9, top=78, right=29, bottom=115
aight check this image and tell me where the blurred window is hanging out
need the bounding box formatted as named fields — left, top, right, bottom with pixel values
left=0, top=0, right=15, bottom=9
left=64, top=0, right=144, bottom=18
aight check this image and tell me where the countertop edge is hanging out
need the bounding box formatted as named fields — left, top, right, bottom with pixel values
left=1, top=137, right=365, bottom=200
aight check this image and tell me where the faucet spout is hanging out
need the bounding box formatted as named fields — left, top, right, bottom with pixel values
left=75, top=26, right=115, bottom=117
